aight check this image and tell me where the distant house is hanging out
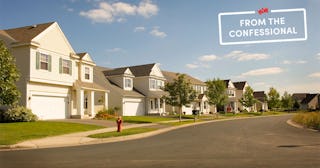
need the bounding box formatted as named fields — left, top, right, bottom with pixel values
left=100, top=63, right=167, bottom=116
left=0, top=22, right=109, bottom=119
left=223, top=80, right=238, bottom=113
left=162, top=71, right=211, bottom=115
left=292, top=93, right=320, bottom=110
left=253, top=91, right=268, bottom=112
left=233, top=81, right=250, bottom=112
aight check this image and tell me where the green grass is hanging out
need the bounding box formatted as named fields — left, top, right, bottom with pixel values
left=120, top=116, right=175, bottom=123
left=0, top=121, right=104, bottom=145
left=163, top=120, right=197, bottom=126
left=88, top=127, right=158, bottom=138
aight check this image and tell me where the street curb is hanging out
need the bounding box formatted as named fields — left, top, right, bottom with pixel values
left=286, top=119, right=319, bottom=132
left=1, top=114, right=293, bottom=151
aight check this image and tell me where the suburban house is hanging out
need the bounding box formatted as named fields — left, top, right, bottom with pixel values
left=253, top=91, right=268, bottom=112
left=233, top=81, right=249, bottom=112
left=293, top=93, right=320, bottom=110
left=0, top=22, right=109, bottom=119
left=99, top=63, right=167, bottom=116
left=223, top=80, right=238, bottom=113
left=162, top=71, right=211, bottom=115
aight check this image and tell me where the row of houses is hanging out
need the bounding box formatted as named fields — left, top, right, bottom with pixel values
left=292, top=93, right=320, bottom=110
left=2, top=21, right=314, bottom=120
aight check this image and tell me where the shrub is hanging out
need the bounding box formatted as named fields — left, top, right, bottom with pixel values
left=1, top=106, right=37, bottom=122
left=292, top=112, right=320, bottom=130
left=95, top=108, right=118, bottom=120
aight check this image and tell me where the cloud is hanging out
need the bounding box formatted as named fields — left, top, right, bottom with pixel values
left=106, top=48, right=125, bottom=53
left=225, top=50, right=270, bottom=61
left=185, top=64, right=199, bottom=69
left=239, top=67, right=284, bottom=77
left=282, top=60, right=307, bottom=64
left=317, top=53, right=320, bottom=60
left=308, top=72, right=320, bottom=78
left=150, top=27, right=167, bottom=38
left=198, top=54, right=218, bottom=62
left=80, top=0, right=158, bottom=23
left=134, top=26, right=146, bottom=32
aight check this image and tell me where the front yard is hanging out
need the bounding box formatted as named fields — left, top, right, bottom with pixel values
left=0, top=121, right=104, bottom=145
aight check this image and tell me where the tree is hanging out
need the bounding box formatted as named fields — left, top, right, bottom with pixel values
left=163, top=74, right=196, bottom=121
left=239, top=86, right=257, bottom=111
left=267, top=87, right=281, bottom=110
left=0, top=41, right=20, bottom=106
left=281, top=91, right=294, bottom=110
left=205, top=78, right=228, bottom=113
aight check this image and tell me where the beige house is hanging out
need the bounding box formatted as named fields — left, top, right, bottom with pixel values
left=253, top=91, right=268, bottom=112
left=0, top=22, right=109, bottom=119
left=223, top=80, right=238, bottom=113
left=300, top=94, right=319, bottom=110
left=162, top=71, right=211, bottom=115
left=99, top=63, right=167, bottom=116
left=233, top=81, right=251, bottom=112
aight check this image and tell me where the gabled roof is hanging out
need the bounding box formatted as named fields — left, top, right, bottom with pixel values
left=233, top=81, right=247, bottom=90
left=301, top=94, right=319, bottom=104
left=292, top=93, right=308, bottom=102
left=162, top=70, right=205, bottom=86
left=126, top=63, right=156, bottom=77
left=254, top=91, right=266, bottom=102
left=2, top=22, right=55, bottom=43
left=103, top=67, right=130, bottom=76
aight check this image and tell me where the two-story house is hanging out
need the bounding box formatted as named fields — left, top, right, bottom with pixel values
left=99, top=63, right=167, bottom=116
left=233, top=81, right=250, bottom=112
left=223, top=80, right=238, bottom=113
left=162, top=71, right=211, bottom=115
left=253, top=91, right=268, bottom=112
left=0, top=22, right=109, bottom=119
left=293, top=93, right=320, bottom=110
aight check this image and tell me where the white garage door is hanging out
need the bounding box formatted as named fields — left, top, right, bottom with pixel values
left=123, top=101, right=144, bottom=116
left=31, top=95, right=68, bottom=120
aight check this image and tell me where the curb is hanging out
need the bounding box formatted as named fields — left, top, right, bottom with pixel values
left=1, top=114, right=292, bottom=151
left=286, top=119, right=319, bottom=132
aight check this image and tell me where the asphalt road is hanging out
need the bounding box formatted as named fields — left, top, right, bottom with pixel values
left=1, top=115, right=319, bottom=168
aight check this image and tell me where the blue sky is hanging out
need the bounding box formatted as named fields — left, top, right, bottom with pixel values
left=0, top=0, right=319, bottom=94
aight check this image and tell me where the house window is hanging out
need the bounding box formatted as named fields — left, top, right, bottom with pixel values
left=84, top=97, right=88, bottom=109
left=150, top=100, right=154, bottom=109
left=155, top=99, right=159, bottom=109
left=85, top=67, right=90, bottom=80
left=150, top=79, right=156, bottom=89
left=227, top=90, right=235, bottom=97
left=124, top=78, right=132, bottom=89
left=204, top=102, right=207, bottom=109
left=157, top=80, right=164, bottom=89
left=60, top=59, right=72, bottom=75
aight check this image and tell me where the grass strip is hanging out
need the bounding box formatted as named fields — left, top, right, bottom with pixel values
left=88, top=127, right=158, bottom=138
left=0, top=121, right=104, bottom=145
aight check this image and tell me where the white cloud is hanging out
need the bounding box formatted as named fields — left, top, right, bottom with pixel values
left=134, top=26, right=146, bottom=32
left=106, top=48, right=125, bottom=53
left=225, top=50, right=270, bottom=61
left=80, top=0, right=158, bottom=23
left=317, top=53, right=320, bottom=60
left=240, top=67, right=284, bottom=77
left=198, top=54, right=218, bottom=62
left=185, top=64, right=199, bottom=69
left=67, top=8, right=74, bottom=12
left=150, top=27, right=167, bottom=38
left=308, top=72, right=320, bottom=78
left=282, top=60, right=307, bottom=64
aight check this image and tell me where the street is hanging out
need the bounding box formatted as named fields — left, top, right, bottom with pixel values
left=1, top=115, right=319, bottom=168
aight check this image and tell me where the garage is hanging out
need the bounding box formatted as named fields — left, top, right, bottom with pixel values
left=123, top=99, right=144, bottom=116
left=31, top=95, right=68, bottom=120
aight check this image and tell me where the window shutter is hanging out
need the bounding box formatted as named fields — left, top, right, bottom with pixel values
left=59, top=58, right=62, bottom=74
left=36, top=52, right=40, bottom=69
left=48, top=55, right=52, bottom=72
left=69, top=60, right=72, bottom=75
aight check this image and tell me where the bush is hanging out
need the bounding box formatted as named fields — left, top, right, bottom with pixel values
left=1, top=106, right=37, bottom=122
left=95, top=108, right=118, bottom=120
left=292, top=112, right=320, bottom=130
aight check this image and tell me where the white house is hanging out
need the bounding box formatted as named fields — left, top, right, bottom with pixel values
left=0, top=22, right=109, bottom=119
left=99, top=63, right=167, bottom=116
left=223, top=80, right=238, bottom=113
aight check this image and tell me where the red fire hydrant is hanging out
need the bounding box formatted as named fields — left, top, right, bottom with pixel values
left=116, top=116, right=123, bottom=132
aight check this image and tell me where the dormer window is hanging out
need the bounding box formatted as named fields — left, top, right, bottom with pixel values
left=124, top=78, right=132, bottom=89
left=85, top=67, right=90, bottom=80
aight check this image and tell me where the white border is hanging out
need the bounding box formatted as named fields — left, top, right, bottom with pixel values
left=218, top=8, right=307, bottom=45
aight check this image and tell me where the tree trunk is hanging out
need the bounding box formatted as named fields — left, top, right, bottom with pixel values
left=179, top=106, right=182, bottom=122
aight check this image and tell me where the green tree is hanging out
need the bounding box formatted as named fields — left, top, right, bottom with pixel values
left=205, top=78, right=228, bottom=113
left=267, top=87, right=281, bottom=110
left=281, top=91, right=294, bottom=110
left=163, top=74, right=196, bottom=121
left=239, top=86, right=257, bottom=111
left=0, top=41, right=20, bottom=106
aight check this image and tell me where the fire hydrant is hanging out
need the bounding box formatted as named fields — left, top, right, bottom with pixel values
left=116, top=116, right=123, bottom=132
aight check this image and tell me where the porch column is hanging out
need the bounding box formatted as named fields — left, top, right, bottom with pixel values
left=77, top=89, right=84, bottom=117
left=89, top=91, right=95, bottom=118
left=104, top=92, right=109, bottom=109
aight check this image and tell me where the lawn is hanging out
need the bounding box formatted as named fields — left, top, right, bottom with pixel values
left=0, top=121, right=104, bottom=145
left=292, top=112, right=320, bottom=130
left=88, top=127, right=158, bottom=138
left=120, top=116, right=175, bottom=123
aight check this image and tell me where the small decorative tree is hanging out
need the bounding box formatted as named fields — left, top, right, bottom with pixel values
left=267, top=87, right=281, bottom=110
left=205, top=78, right=228, bottom=113
left=163, top=74, right=196, bottom=122
left=239, top=86, right=257, bottom=112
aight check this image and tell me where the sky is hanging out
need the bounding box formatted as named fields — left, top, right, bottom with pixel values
left=0, top=0, right=319, bottom=94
